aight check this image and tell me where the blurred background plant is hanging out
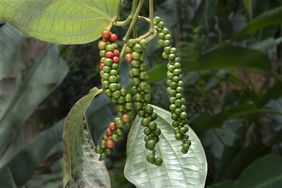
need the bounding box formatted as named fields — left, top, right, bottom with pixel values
left=0, top=0, right=282, bottom=187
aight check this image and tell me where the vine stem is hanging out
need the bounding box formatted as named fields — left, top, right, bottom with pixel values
left=119, top=0, right=144, bottom=59
left=115, top=0, right=138, bottom=26
left=123, top=0, right=144, bottom=42
left=149, top=0, right=154, bottom=33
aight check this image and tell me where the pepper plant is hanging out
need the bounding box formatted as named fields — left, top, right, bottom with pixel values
left=0, top=0, right=207, bottom=187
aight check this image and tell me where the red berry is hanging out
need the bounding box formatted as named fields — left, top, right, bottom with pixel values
left=106, top=139, right=115, bottom=148
left=121, top=114, right=130, bottom=123
left=109, top=122, right=117, bottom=131
left=110, top=33, right=118, bottom=42
left=106, top=128, right=112, bottom=136
left=99, top=63, right=105, bottom=70
left=113, top=49, right=120, bottom=56
left=102, top=30, right=111, bottom=40
left=105, top=51, right=114, bottom=58
left=113, top=56, right=120, bottom=64
left=125, top=53, right=133, bottom=63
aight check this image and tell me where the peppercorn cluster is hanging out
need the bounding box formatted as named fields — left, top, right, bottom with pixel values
left=95, top=30, right=133, bottom=159
left=125, top=40, right=163, bottom=166
left=154, top=17, right=191, bottom=154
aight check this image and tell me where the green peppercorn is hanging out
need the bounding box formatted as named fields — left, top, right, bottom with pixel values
left=148, top=122, right=157, bottom=130
left=99, top=50, right=106, bottom=57
left=144, top=127, right=151, bottom=135
left=132, top=52, right=141, bottom=60
left=104, top=58, right=113, bottom=66
left=155, top=157, right=163, bottom=166
left=146, top=154, right=155, bottom=163
left=106, top=44, right=115, bottom=51
left=145, top=140, right=156, bottom=150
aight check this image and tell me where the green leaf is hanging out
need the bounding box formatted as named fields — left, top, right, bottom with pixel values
left=0, top=24, right=24, bottom=78
left=243, top=0, right=253, bottom=18
left=209, top=155, right=282, bottom=188
left=124, top=105, right=207, bottom=188
left=258, top=81, right=282, bottom=106
left=240, top=6, right=282, bottom=36
left=63, top=88, right=111, bottom=188
left=0, top=0, right=120, bottom=44
left=249, top=37, right=282, bottom=52
left=0, top=120, right=64, bottom=188
left=86, top=93, right=115, bottom=145
left=192, top=0, right=219, bottom=26
left=148, top=46, right=271, bottom=83
left=190, top=103, right=282, bottom=133
left=0, top=45, right=69, bottom=157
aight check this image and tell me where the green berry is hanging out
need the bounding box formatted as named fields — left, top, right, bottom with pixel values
left=144, top=127, right=151, bottom=135
left=175, top=133, right=182, bottom=140
left=154, top=128, right=161, bottom=136
left=109, top=76, right=118, bottom=83
left=163, top=40, right=171, bottom=47
left=109, top=83, right=118, bottom=91
left=155, top=157, right=163, bottom=166
left=145, top=140, right=156, bottom=150
left=146, top=154, right=155, bottom=163
left=180, top=126, right=188, bottom=134
left=180, top=112, right=187, bottom=119
left=112, top=134, right=119, bottom=142
left=133, top=43, right=143, bottom=52
left=99, top=50, right=106, bottom=57
left=116, top=128, right=124, bottom=137
left=165, top=34, right=172, bottom=40
left=106, top=44, right=115, bottom=51
left=151, top=113, right=157, bottom=120
left=132, top=52, right=141, bottom=60
left=148, top=122, right=157, bottom=130
left=142, top=118, right=150, bottom=126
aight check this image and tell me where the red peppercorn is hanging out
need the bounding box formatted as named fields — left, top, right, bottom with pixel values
left=102, top=30, right=111, bottom=40
left=106, top=128, right=112, bottom=136
left=105, top=51, right=114, bottom=58
left=99, top=63, right=105, bottom=70
left=125, top=53, right=133, bottom=63
left=110, top=33, right=118, bottom=42
left=113, top=49, right=120, bottom=56
left=106, top=139, right=115, bottom=149
left=121, top=114, right=130, bottom=123
left=113, top=56, right=120, bottom=64
left=109, top=122, right=117, bottom=131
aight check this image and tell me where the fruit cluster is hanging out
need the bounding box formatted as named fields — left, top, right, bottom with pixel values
left=154, top=17, right=191, bottom=154
left=125, top=40, right=163, bottom=166
left=95, top=30, right=133, bottom=158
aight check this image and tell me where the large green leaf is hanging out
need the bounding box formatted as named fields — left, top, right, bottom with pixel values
left=0, top=24, right=24, bottom=78
left=190, top=103, right=282, bottom=134
left=63, top=88, right=111, bottom=188
left=0, top=45, right=69, bottom=157
left=0, top=121, right=64, bottom=188
left=124, top=105, right=207, bottom=188
left=243, top=0, right=253, bottom=18
left=240, top=6, right=282, bottom=36
left=86, top=93, right=115, bottom=145
left=0, top=0, right=120, bottom=44
left=209, top=155, right=282, bottom=188
left=148, top=46, right=271, bottom=83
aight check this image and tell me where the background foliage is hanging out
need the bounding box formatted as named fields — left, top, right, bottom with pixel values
left=0, top=0, right=282, bottom=187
